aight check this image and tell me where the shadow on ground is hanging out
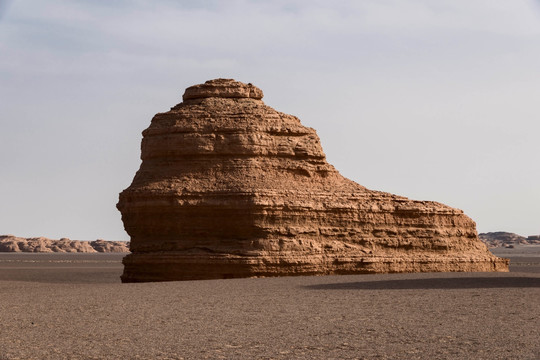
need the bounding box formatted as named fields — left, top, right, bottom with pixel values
left=305, top=276, right=540, bottom=290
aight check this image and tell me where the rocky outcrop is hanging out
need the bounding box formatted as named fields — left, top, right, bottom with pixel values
left=0, top=235, right=130, bottom=253
left=88, top=240, right=130, bottom=253
left=118, top=79, right=508, bottom=282
left=479, top=232, right=540, bottom=248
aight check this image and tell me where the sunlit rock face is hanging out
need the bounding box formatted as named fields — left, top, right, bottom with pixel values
left=117, top=79, right=508, bottom=282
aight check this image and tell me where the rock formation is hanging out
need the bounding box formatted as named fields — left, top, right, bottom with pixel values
left=0, top=235, right=129, bottom=253
left=117, top=79, right=508, bottom=282
left=479, top=232, right=540, bottom=248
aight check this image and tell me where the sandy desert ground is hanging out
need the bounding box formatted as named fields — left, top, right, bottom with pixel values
left=0, top=247, right=539, bottom=360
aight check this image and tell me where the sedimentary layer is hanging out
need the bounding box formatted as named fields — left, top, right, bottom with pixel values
left=118, top=78, right=508, bottom=282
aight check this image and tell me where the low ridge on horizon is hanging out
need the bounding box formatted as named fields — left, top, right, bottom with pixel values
left=0, top=235, right=129, bottom=253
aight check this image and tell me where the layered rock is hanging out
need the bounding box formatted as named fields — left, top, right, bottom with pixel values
left=0, top=235, right=129, bottom=253
left=118, top=78, right=508, bottom=282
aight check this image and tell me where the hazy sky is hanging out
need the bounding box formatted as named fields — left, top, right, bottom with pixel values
left=1, top=0, right=539, bottom=240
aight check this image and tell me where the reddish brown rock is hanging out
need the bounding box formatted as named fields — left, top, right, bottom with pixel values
left=117, top=79, right=508, bottom=282
left=0, top=235, right=130, bottom=253
left=90, top=239, right=131, bottom=253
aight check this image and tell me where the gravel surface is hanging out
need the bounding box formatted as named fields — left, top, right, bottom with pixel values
left=0, top=249, right=539, bottom=359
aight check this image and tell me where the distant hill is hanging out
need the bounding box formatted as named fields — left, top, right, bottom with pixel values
left=4, top=233, right=538, bottom=252
left=479, top=232, right=540, bottom=248
left=0, top=235, right=130, bottom=253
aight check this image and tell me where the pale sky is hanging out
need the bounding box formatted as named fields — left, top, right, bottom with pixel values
left=1, top=0, right=539, bottom=240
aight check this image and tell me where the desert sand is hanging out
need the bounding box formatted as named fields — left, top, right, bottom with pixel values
left=0, top=247, right=538, bottom=359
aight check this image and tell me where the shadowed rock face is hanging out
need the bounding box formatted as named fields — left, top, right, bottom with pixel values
left=117, top=78, right=508, bottom=282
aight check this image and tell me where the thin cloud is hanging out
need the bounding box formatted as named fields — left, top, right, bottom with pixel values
left=0, top=0, right=13, bottom=20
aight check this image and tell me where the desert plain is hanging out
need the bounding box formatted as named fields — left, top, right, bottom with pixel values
left=0, top=246, right=539, bottom=360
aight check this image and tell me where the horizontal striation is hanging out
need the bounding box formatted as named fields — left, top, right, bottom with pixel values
left=118, top=79, right=508, bottom=282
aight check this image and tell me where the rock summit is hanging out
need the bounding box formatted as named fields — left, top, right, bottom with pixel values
left=117, top=79, right=508, bottom=282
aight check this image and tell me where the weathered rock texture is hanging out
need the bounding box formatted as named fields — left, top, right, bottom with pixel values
left=0, top=235, right=129, bottom=253
left=118, top=79, right=508, bottom=282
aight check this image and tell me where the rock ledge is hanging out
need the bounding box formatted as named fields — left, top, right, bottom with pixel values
left=183, top=78, right=263, bottom=100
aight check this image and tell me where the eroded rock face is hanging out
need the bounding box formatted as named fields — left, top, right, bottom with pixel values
left=118, top=79, right=508, bottom=282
